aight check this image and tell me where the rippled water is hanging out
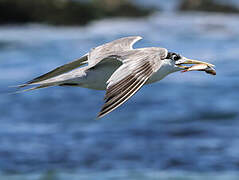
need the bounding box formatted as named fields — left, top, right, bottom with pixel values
left=0, top=11, right=239, bottom=179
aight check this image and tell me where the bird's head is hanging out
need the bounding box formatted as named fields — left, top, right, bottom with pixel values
left=165, top=52, right=215, bottom=73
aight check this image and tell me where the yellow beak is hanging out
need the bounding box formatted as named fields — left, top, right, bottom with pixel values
left=182, top=58, right=215, bottom=67
left=176, top=57, right=215, bottom=69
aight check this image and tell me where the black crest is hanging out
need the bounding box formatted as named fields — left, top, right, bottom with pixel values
left=166, top=52, right=181, bottom=61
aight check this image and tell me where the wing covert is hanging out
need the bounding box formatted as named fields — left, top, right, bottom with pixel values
left=88, top=36, right=142, bottom=66
left=97, top=52, right=163, bottom=118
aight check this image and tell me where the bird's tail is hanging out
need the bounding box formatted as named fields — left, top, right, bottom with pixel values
left=11, top=83, right=57, bottom=94
left=11, top=54, right=88, bottom=93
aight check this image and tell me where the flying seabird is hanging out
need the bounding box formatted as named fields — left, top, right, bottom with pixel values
left=18, top=36, right=215, bottom=118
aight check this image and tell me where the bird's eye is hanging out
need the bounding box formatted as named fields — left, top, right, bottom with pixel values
left=172, top=55, right=179, bottom=61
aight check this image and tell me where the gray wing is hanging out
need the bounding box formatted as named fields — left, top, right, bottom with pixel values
left=97, top=50, right=166, bottom=118
left=20, top=54, right=88, bottom=87
left=19, top=36, right=141, bottom=87
left=88, top=36, right=142, bottom=66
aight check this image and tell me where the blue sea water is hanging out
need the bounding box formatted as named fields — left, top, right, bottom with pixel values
left=1, top=10, right=239, bottom=180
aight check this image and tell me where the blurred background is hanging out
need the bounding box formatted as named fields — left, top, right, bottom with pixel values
left=0, top=0, right=239, bottom=179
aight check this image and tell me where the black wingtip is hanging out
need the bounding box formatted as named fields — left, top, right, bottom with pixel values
left=96, top=113, right=104, bottom=119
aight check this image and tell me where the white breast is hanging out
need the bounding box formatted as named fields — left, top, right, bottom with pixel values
left=146, top=59, right=179, bottom=84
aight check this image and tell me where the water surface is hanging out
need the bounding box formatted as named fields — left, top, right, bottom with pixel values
left=0, top=11, right=239, bottom=179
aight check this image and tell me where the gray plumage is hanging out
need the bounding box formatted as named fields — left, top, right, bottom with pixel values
left=18, top=36, right=214, bottom=118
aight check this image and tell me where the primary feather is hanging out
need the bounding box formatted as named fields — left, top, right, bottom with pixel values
left=17, top=36, right=177, bottom=118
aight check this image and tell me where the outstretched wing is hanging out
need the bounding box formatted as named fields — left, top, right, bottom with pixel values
left=19, top=54, right=88, bottom=87
left=20, top=36, right=142, bottom=87
left=97, top=49, right=166, bottom=118
left=88, top=36, right=142, bottom=66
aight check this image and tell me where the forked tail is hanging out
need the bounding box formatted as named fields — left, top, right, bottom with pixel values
left=11, top=83, right=57, bottom=94
left=12, top=54, right=88, bottom=93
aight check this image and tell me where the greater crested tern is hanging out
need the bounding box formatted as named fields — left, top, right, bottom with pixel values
left=18, top=36, right=215, bottom=118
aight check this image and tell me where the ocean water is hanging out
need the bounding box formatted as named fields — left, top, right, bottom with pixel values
left=0, top=11, right=239, bottom=180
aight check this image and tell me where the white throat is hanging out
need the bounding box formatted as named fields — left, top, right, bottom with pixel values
left=146, top=59, right=180, bottom=84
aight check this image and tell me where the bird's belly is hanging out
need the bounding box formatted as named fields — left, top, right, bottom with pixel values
left=74, top=60, right=176, bottom=89
left=79, top=63, right=120, bottom=90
